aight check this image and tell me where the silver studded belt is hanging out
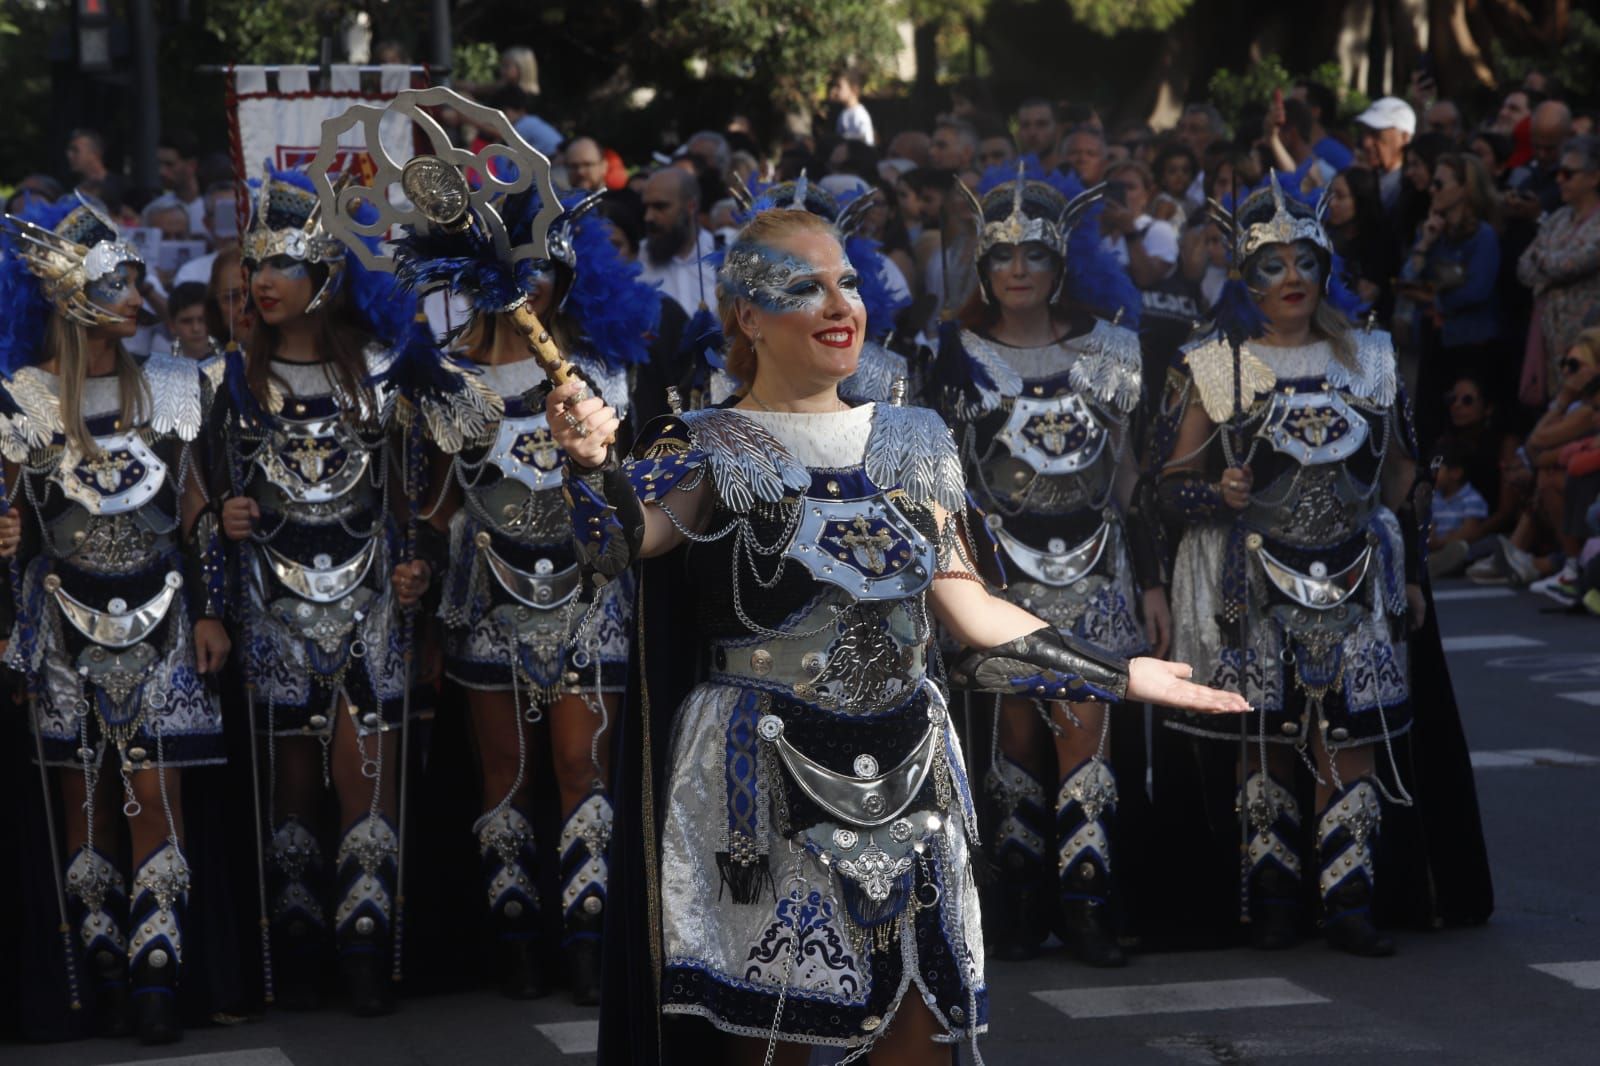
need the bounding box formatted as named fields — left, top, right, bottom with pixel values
left=710, top=635, right=926, bottom=709
left=49, top=571, right=182, bottom=648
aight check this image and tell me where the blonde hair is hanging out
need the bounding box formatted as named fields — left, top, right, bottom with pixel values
left=1570, top=326, right=1600, bottom=368
left=716, top=210, right=845, bottom=388
left=45, top=313, right=148, bottom=458
left=500, top=47, right=540, bottom=95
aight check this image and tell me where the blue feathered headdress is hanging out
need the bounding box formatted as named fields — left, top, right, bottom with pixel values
left=973, top=161, right=1141, bottom=327
left=392, top=186, right=658, bottom=369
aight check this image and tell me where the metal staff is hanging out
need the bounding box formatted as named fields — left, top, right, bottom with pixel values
left=390, top=404, right=423, bottom=985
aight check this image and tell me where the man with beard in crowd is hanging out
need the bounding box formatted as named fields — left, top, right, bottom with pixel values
left=638, top=166, right=717, bottom=315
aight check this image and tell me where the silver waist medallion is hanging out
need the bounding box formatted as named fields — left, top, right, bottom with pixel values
left=49, top=570, right=181, bottom=648
left=757, top=712, right=940, bottom=828
left=995, top=393, right=1107, bottom=475
left=786, top=493, right=933, bottom=601
left=482, top=544, right=581, bottom=610
left=262, top=539, right=377, bottom=604
left=993, top=517, right=1111, bottom=588
left=1255, top=541, right=1374, bottom=610
left=56, top=432, right=167, bottom=516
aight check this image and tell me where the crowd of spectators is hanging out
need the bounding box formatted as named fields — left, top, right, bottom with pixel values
left=7, top=49, right=1600, bottom=614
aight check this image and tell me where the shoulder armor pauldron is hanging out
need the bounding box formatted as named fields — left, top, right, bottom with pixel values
left=676, top=408, right=810, bottom=513
left=840, top=340, right=909, bottom=404
left=955, top=329, right=1025, bottom=416
left=142, top=351, right=205, bottom=441
left=416, top=354, right=505, bottom=455
left=1182, top=334, right=1277, bottom=423
left=864, top=404, right=964, bottom=512
left=1327, top=329, right=1397, bottom=408
left=0, top=367, right=64, bottom=463
left=1067, top=320, right=1142, bottom=415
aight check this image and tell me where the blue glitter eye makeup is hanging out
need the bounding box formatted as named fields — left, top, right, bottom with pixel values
left=719, top=241, right=864, bottom=314
left=254, top=254, right=311, bottom=281
left=85, top=264, right=138, bottom=309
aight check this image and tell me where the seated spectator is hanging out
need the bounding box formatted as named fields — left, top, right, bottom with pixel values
left=1400, top=152, right=1503, bottom=450
left=1470, top=327, right=1600, bottom=590
left=1444, top=373, right=1526, bottom=527
left=1428, top=436, right=1493, bottom=578
left=1517, top=135, right=1600, bottom=404
left=166, top=282, right=213, bottom=359
left=1150, top=142, right=1198, bottom=224
left=1100, top=160, right=1178, bottom=289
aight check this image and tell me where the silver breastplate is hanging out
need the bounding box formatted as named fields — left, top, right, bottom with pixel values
left=1261, top=391, right=1369, bottom=465
left=464, top=414, right=568, bottom=542
left=995, top=393, right=1108, bottom=475
left=1245, top=465, right=1375, bottom=548
left=786, top=492, right=934, bottom=602
left=255, top=417, right=372, bottom=505
left=56, top=433, right=168, bottom=516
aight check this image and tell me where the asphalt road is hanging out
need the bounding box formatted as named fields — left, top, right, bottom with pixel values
left=5, top=578, right=1599, bottom=1065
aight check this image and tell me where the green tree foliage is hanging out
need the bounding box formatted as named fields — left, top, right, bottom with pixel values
left=656, top=0, right=903, bottom=111
left=1064, top=0, right=1192, bottom=36
left=452, top=41, right=501, bottom=86
left=1492, top=9, right=1600, bottom=99
left=1209, top=56, right=1367, bottom=132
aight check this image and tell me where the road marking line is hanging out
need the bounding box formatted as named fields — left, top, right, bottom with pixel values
left=536, top=1020, right=600, bottom=1054
left=1433, top=587, right=1516, bottom=601
left=1034, top=977, right=1327, bottom=1019
left=1558, top=691, right=1600, bottom=707
left=1530, top=961, right=1600, bottom=989
left=1150, top=1030, right=1443, bottom=1061
left=1507, top=748, right=1600, bottom=767
left=1470, top=751, right=1536, bottom=768
left=96, top=1053, right=295, bottom=1066
left=1442, top=634, right=1545, bottom=652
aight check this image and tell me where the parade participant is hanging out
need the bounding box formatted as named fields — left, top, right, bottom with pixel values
left=1156, top=174, right=1490, bottom=956
left=0, top=196, right=229, bottom=1043
left=547, top=206, right=1246, bottom=1063
left=215, top=164, right=434, bottom=1015
left=362, top=95, right=659, bottom=1004
left=935, top=164, right=1164, bottom=966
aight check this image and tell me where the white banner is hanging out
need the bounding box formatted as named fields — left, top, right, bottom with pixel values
left=230, top=64, right=419, bottom=184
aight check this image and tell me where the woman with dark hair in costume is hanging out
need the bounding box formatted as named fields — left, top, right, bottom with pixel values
left=214, top=165, right=435, bottom=1015
left=1155, top=174, right=1492, bottom=957
left=383, top=155, right=659, bottom=1004
left=547, top=206, right=1245, bottom=1064
left=0, top=198, right=230, bottom=1043
left=934, top=166, right=1166, bottom=967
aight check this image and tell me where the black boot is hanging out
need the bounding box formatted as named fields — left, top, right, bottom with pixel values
left=267, top=816, right=327, bottom=1011
left=559, top=793, right=612, bottom=1006
left=1318, top=780, right=1395, bottom=958
left=128, top=843, right=190, bottom=1045
left=66, top=846, right=132, bottom=1037
left=985, top=758, right=1051, bottom=961
left=334, top=814, right=398, bottom=1017
left=475, top=806, right=549, bottom=999
left=1056, top=759, right=1125, bottom=968
left=1241, top=771, right=1302, bottom=951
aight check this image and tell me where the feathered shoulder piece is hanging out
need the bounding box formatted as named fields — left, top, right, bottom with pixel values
left=840, top=340, right=910, bottom=405
left=140, top=350, right=207, bottom=442
left=1067, top=319, right=1143, bottom=415
left=0, top=366, right=64, bottom=462
left=1181, top=332, right=1277, bottom=424
left=676, top=407, right=811, bottom=514
left=932, top=320, right=1024, bottom=422
left=1327, top=328, right=1397, bottom=409
left=384, top=338, right=505, bottom=454
left=863, top=404, right=964, bottom=512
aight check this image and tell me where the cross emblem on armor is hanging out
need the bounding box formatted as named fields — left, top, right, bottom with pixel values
left=80, top=450, right=134, bottom=493
left=1024, top=410, right=1081, bottom=455
left=285, top=436, right=338, bottom=482
left=838, top=515, right=894, bottom=574
left=1283, top=405, right=1346, bottom=448
left=512, top=428, right=558, bottom=471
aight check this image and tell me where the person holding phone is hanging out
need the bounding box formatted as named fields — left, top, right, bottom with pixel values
left=1099, top=160, right=1179, bottom=289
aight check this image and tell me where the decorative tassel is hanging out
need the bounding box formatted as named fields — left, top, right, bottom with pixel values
left=714, top=850, right=775, bottom=905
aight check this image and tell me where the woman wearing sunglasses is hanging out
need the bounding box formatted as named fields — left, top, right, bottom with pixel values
left=1518, top=135, right=1600, bottom=405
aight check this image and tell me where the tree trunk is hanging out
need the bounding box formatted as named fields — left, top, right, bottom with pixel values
left=912, top=20, right=939, bottom=111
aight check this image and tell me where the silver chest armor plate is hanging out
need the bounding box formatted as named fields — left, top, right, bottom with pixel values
left=486, top=414, right=564, bottom=493
left=255, top=417, right=371, bottom=504
left=786, top=493, right=934, bottom=602
left=56, top=433, right=167, bottom=516
left=994, top=393, right=1108, bottom=475
left=1261, top=391, right=1369, bottom=465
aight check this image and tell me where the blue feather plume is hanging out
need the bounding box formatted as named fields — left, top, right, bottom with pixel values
left=561, top=191, right=660, bottom=367
left=0, top=197, right=92, bottom=375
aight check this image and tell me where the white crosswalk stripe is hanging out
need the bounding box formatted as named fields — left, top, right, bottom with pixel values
left=535, top=1020, right=600, bottom=1054
left=1442, top=634, right=1545, bottom=652
left=1150, top=1029, right=1443, bottom=1061
left=1034, top=977, right=1327, bottom=1019
left=1530, top=961, right=1600, bottom=989
left=1558, top=691, right=1600, bottom=706
left=96, top=1052, right=295, bottom=1066
left=1432, top=587, right=1516, bottom=601
left=1471, top=749, right=1600, bottom=768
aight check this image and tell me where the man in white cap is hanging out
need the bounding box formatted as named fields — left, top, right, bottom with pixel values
left=1354, top=96, right=1416, bottom=217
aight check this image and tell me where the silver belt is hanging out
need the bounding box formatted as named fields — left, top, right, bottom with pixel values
left=482, top=542, right=581, bottom=610
left=263, top=539, right=377, bottom=604
left=756, top=700, right=945, bottom=828
left=712, top=637, right=926, bottom=705
left=48, top=571, right=182, bottom=648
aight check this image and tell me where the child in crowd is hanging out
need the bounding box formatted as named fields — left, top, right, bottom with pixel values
left=165, top=280, right=213, bottom=359
left=1430, top=436, right=1492, bottom=578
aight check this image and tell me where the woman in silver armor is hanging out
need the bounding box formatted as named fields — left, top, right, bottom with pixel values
left=548, top=207, right=1245, bottom=1065
left=938, top=170, right=1169, bottom=966
left=216, top=166, right=425, bottom=1014
left=1157, top=175, right=1428, bottom=957
left=0, top=197, right=229, bottom=1043
left=389, top=177, right=658, bottom=1003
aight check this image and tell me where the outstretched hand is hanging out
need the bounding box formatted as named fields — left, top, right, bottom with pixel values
left=1126, top=657, right=1250, bottom=714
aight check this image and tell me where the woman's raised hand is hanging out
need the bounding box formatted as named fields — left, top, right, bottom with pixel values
left=546, top=380, right=619, bottom=470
